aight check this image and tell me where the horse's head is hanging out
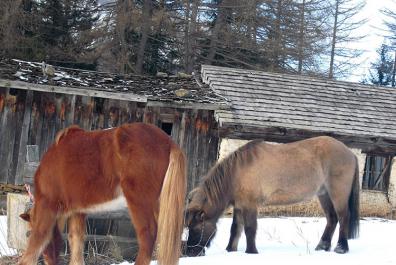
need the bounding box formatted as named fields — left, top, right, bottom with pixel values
left=184, top=187, right=218, bottom=257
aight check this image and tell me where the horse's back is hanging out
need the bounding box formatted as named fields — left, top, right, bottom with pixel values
left=232, top=136, right=356, bottom=206
left=34, top=123, right=174, bottom=211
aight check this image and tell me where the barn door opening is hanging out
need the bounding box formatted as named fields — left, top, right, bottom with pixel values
left=362, top=155, right=393, bottom=192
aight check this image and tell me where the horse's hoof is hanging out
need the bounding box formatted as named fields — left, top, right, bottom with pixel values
left=334, top=244, right=349, bottom=254
left=315, top=240, right=331, bottom=251
left=226, top=246, right=237, bottom=252
left=245, top=248, right=258, bottom=254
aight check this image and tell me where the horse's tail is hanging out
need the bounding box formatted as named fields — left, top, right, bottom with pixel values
left=157, top=143, right=187, bottom=265
left=348, top=156, right=360, bottom=239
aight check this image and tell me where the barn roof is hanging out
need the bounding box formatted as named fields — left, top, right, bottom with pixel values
left=201, top=65, right=396, bottom=153
left=0, top=59, right=228, bottom=110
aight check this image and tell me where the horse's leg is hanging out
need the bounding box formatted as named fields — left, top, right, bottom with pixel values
left=333, top=206, right=350, bottom=254
left=327, top=186, right=351, bottom=254
left=68, top=213, right=86, bottom=265
left=41, top=220, right=63, bottom=265
left=242, top=207, right=258, bottom=254
left=315, top=191, right=338, bottom=251
left=18, top=202, right=57, bottom=265
left=121, top=184, right=157, bottom=265
left=226, top=208, right=243, bottom=252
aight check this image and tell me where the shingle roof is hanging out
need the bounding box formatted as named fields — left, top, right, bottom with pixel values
left=0, top=59, right=228, bottom=110
left=201, top=65, right=396, bottom=142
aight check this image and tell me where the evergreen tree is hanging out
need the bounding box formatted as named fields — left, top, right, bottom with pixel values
left=36, top=0, right=100, bottom=68
left=368, top=44, right=394, bottom=86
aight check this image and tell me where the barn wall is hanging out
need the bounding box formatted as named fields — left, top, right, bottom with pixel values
left=389, top=160, right=396, bottom=207
left=219, top=138, right=394, bottom=218
left=0, top=87, right=219, bottom=190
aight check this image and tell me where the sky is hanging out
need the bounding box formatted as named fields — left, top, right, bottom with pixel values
left=348, top=0, right=395, bottom=82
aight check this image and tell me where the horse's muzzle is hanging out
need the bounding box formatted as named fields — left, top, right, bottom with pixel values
left=184, top=245, right=206, bottom=257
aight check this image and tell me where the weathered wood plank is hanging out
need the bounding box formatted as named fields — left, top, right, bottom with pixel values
left=223, top=99, right=394, bottom=123
left=0, top=90, right=18, bottom=183
left=217, top=110, right=395, bottom=134
left=38, top=93, right=57, bottom=157
left=15, top=90, right=34, bottom=184
left=0, top=87, right=10, bottom=182
left=147, top=99, right=225, bottom=111
left=10, top=89, right=27, bottom=183
left=0, top=79, right=147, bottom=103
left=202, top=65, right=396, bottom=98
left=28, top=92, right=43, bottom=147
left=218, top=124, right=396, bottom=155
left=217, top=115, right=394, bottom=138
left=205, top=74, right=396, bottom=104
left=7, top=193, right=30, bottom=250
left=211, top=84, right=396, bottom=116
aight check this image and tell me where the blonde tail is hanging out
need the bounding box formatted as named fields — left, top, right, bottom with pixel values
left=156, top=144, right=187, bottom=265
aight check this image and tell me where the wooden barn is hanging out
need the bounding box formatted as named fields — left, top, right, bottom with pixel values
left=0, top=59, right=228, bottom=190
left=0, top=59, right=227, bottom=259
left=200, top=65, right=396, bottom=218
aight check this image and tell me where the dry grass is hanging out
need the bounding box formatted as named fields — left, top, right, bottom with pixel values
left=0, top=247, right=126, bottom=265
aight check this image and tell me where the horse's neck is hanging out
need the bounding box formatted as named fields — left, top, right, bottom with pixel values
left=205, top=189, right=232, bottom=220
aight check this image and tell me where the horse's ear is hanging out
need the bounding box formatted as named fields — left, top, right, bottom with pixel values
left=20, top=212, right=30, bottom=222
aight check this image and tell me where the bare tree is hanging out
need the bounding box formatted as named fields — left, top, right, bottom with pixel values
left=327, top=0, right=366, bottom=79
left=183, top=0, right=200, bottom=74
left=294, top=0, right=330, bottom=74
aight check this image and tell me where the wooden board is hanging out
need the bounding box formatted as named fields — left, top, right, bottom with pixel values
left=7, top=193, right=30, bottom=250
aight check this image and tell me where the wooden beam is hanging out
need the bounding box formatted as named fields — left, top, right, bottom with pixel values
left=0, top=79, right=147, bottom=103
left=147, top=99, right=228, bottom=110
left=219, top=124, right=396, bottom=155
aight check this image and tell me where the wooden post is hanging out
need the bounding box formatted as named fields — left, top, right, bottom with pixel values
left=7, top=193, right=30, bottom=250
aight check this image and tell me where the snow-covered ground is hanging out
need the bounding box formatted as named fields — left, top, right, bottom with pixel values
left=1, top=216, right=395, bottom=264
left=0, top=216, right=17, bottom=256
left=118, top=217, right=396, bottom=265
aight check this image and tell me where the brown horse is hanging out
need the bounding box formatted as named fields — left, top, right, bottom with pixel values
left=185, top=136, right=359, bottom=256
left=18, top=123, right=186, bottom=265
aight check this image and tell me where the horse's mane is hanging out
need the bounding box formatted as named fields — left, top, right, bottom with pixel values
left=200, top=139, right=262, bottom=211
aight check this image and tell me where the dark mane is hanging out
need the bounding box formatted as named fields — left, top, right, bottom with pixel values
left=200, top=140, right=262, bottom=212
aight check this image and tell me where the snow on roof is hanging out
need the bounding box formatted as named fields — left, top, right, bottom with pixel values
left=0, top=59, right=229, bottom=110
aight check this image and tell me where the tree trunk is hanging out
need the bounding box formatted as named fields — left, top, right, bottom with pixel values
left=206, top=0, right=227, bottom=64
left=271, top=0, right=283, bottom=71
left=297, top=0, right=306, bottom=74
left=185, top=0, right=199, bottom=74
left=329, top=0, right=339, bottom=79
left=183, top=0, right=191, bottom=73
left=136, top=0, right=152, bottom=74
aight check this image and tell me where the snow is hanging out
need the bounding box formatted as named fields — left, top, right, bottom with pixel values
left=1, top=215, right=395, bottom=264
left=0, top=216, right=17, bottom=256
left=116, top=217, right=396, bottom=265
